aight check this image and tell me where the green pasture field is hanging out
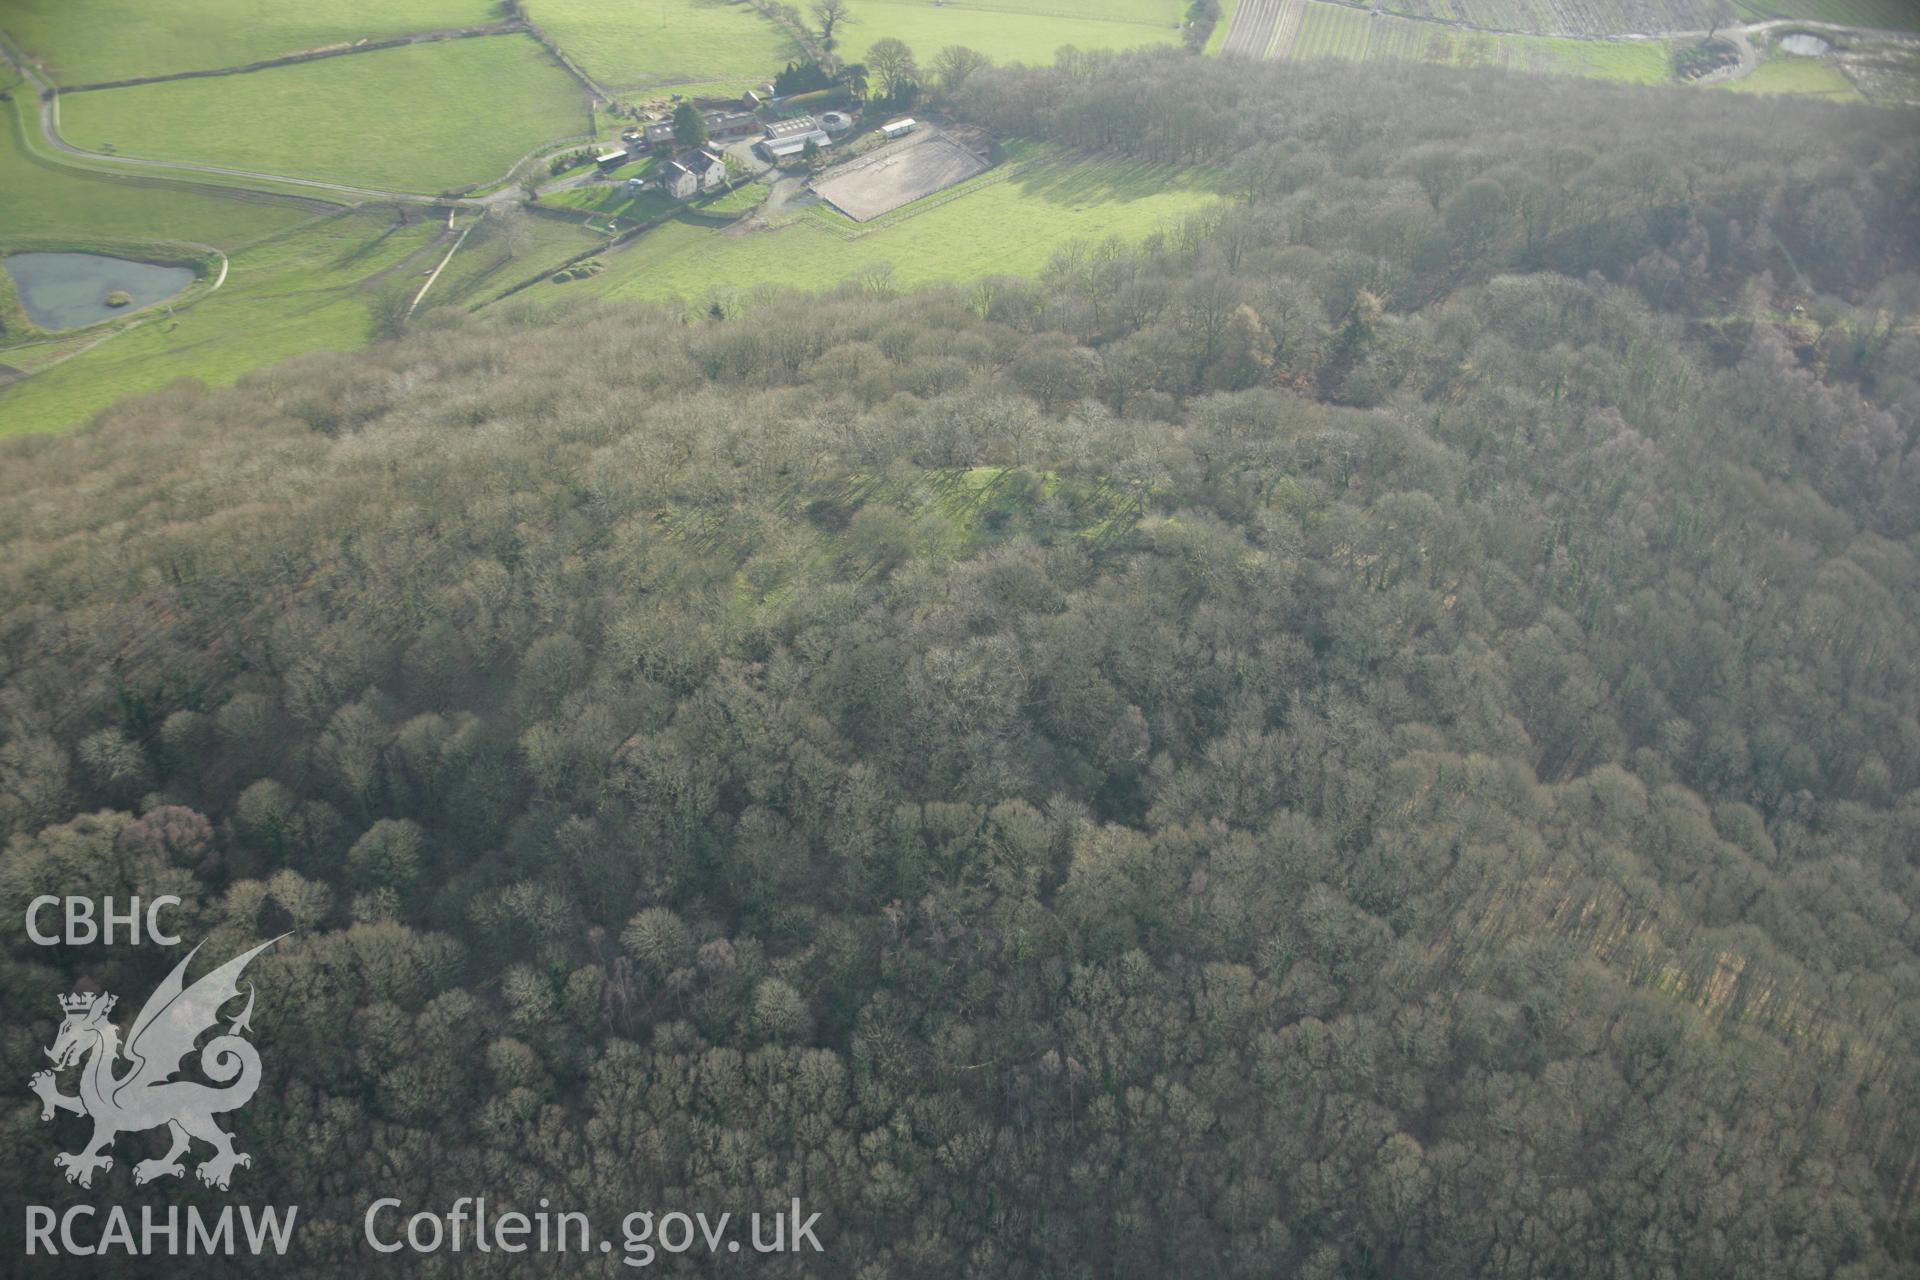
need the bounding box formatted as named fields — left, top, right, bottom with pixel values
left=545, top=182, right=681, bottom=225
left=704, top=181, right=768, bottom=214
left=0, top=209, right=448, bottom=434
left=591, top=141, right=1224, bottom=306
left=1288, top=5, right=1671, bottom=83
left=1462, top=32, right=1671, bottom=81
left=930, top=0, right=1180, bottom=20
left=542, top=156, right=681, bottom=225
left=56, top=35, right=588, bottom=194
left=1, top=98, right=315, bottom=247
left=1, top=0, right=498, bottom=85
left=846, top=0, right=1186, bottom=68
left=1734, top=0, right=1920, bottom=31
left=521, top=0, right=800, bottom=94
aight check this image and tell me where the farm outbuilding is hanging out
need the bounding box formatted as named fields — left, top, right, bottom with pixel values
left=764, top=115, right=824, bottom=141
left=705, top=111, right=762, bottom=141
left=881, top=118, right=917, bottom=139
left=758, top=130, right=831, bottom=161
left=758, top=114, right=831, bottom=161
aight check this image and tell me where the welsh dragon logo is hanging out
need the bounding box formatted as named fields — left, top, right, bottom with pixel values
left=30, top=938, right=281, bottom=1191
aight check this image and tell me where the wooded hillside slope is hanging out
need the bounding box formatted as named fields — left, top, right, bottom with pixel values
left=2, top=54, right=1917, bottom=1278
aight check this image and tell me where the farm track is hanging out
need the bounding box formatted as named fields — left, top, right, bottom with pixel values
left=1687, top=27, right=1758, bottom=83
left=408, top=212, right=474, bottom=315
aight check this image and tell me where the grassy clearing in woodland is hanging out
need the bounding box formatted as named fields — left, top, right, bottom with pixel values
left=1, top=0, right=499, bottom=85
left=1720, top=48, right=1865, bottom=95
left=56, top=35, right=588, bottom=193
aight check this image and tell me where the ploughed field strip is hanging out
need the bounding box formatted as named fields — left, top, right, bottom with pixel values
left=1359, top=0, right=1917, bottom=37
left=810, top=131, right=992, bottom=223
left=1272, top=0, right=1310, bottom=56
left=1221, top=0, right=1309, bottom=58
left=1293, top=3, right=1433, bottom=59
left=1223, top=0, right=1284, bottom=54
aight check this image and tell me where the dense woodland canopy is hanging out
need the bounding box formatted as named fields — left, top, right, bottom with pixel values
left=2, top=51, right=1919, bottom=1278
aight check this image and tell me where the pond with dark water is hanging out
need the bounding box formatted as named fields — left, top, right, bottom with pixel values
left=4, top=251, right=196, bottom=330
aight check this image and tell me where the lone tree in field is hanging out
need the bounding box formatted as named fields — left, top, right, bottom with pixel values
left=673, top=101, right=708, bottom=151
left=1704, top=0, right=1737, bottom=40
left=368, top=285, right=411, bottom=340
left=868, top=37, right=918, bottom=100
left=812, top=0, right=852, bottom=54
left=493, top=204, right=534, bottom=259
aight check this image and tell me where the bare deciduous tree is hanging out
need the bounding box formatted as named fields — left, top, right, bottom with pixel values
left=931, top=45, right=990, bottom=94
left=811, top=0, right=852, bottom=53
left=867, top=36, right=918, bottom=99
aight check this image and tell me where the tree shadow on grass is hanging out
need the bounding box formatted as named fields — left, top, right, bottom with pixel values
left=998, top=151, right=1222, bottom=209
left=328, top=210, right=411, bottom=269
